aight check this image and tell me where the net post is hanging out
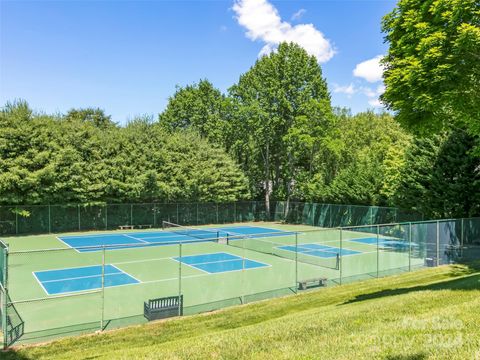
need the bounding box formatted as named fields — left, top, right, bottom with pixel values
left=376, top=225, right=380, bottom=278
left=408, top=222, right=412, bottom=272
left=101, top=245, right=105, bottom=331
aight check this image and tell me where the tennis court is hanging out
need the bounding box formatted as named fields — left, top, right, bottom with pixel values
left=58, top=225, right=295, bottom=252
left=2, top=220, right=435, bottom=346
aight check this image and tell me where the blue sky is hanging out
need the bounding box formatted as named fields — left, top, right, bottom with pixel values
left=0, top=0, right=396, bottom=124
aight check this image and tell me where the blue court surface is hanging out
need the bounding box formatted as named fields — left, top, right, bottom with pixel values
left=173, top=252, right=269, bottom=273
left=348, top=237, right=416, bottom=249
left=58, top=225, right=295, bottom=252
left=34, top=265, right=140, bottom=295
left=278, top=243, right=361, bottom=258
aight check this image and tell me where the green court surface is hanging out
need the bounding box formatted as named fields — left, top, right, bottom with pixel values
left=3, top=222, right=428, bottom=345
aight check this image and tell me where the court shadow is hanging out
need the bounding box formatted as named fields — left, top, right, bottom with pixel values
left=341, top=271, right=480, bottom=305
left=0, top=349, right=32, bottom=360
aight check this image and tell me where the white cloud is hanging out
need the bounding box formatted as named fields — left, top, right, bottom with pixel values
left=353, top=55, right=384, bottom=83
left=233, top=0, right=335, bottom=63
left=368, top=98, right=382, bottom=107
left=333, top=83, right=356, bottom=96
left=291, top=9, right=306, bottom=21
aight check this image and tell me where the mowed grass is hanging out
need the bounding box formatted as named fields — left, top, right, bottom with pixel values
left=4, top=263, right=480, bottom=360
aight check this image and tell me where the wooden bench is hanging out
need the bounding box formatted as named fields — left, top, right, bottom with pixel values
left=144, top=295, right=183, bottom=321
left=136, top=224, right=152, bottom=229
left=298, top=277, right=328, bottom=290
left=119, top=225, right=134, bottom=230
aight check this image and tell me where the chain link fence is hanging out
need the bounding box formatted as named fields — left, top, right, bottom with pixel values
left=1, top=216, right=478, bottom=348
left=0, top=201, right=421, bottom=236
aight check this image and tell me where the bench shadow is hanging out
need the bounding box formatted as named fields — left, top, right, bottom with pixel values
left=384, top=354, right=427, bottom=360
left=341, top=266, right=480, bottom=306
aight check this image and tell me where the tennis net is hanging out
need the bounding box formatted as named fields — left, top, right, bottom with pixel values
left=162, top=221, right=219, bottom=241
left=226, top=235, right=340, bottom=270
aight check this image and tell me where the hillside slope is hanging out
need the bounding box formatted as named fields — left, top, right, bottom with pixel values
left=4, top=264, right=480, bottom=360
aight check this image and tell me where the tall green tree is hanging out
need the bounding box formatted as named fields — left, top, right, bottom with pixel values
left=159, top=79, right=228, bottom=145
left=297, top=111, right=411, bottom=205
left=65, top=108, right=116, bottom=129
left=381, top=0, right=480, bottom=141
left=394, top=130, right=480, bottom=218
left=0, top=101, right=249, bottom=205
left=229, top=42, right=333, bottom=212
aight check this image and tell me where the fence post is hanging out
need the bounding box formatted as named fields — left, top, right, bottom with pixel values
left=153, top=203, right=157, bottom=228
left=295, top=232, right=298, bottom=294
left=15, top=210, right=18, bottom=235
left=241, top=236, right=246, bottom=304
left=130, top=204, right=133, bottom=226
left=48, top=204, right=51, bottom=233
left=339, top=228, right=343, bottom=285
left=436, top=221, right=440, bottom=266
left=105, top=204, right=108, bottom=230
left=78, top=204, right=81, bottom=231
left=407, top=222, right=412, bottom=271
left=460, top=218, right=464, bottom=258
left=216, top=203, right=219, bottom=224
left=376, top=225, right=380, bottom=278
left=233, top=202, right=236, bottom=223
left=178, top=243, right=182, bottom=316
left=101, top=245, right=105, bottom=331
left=196, top=203, right=199, bottom=225
left=1, top=246, right=7, bottom=350
left=176, top=204, right=179, bottom=224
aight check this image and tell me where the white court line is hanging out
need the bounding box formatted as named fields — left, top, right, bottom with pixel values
left=34, top=263, right=105, bottom=273
left=112, top=256, right=173, bottom=266
left=275, top=243, right=362, bottom=259
left=32, top=271, right=50, bottom=295
left=123, top=234, right=150, bottom=244
left=39, top=281, right=141, bottom=297
left=140, top=273, right=207, bottom=284
left=33, top=265, right=141, bottom=295
left=56, top=236, right=81, bottom=254
left=171, top=252, right=270, bottom=273
left=109, top=264, right=142, bottom=283
left=170, top=257, right=210, bottom=274
left=40, top=271, right=123, bottom=284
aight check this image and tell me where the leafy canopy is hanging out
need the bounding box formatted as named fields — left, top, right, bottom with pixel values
left=381, top=0, right=480, bottom=137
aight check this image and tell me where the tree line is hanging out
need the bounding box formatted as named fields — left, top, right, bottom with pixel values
left=1, top=0, right=479, bottom=220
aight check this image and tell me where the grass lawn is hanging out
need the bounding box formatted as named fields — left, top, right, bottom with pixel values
left=3, top=262, right=480, bottom=359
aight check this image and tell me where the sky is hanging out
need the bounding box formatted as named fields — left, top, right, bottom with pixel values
left=0, top=0, right=397, bottom=124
